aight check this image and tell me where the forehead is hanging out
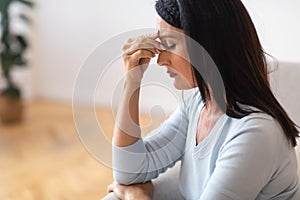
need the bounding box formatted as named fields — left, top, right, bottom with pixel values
left=156, top=16, right=184, bottom=38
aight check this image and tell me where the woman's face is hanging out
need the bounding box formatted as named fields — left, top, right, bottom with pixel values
left=157, top=17, right=197, bottom=90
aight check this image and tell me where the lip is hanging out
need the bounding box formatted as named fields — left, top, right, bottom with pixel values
left=167, top=70, right=178, bottom=78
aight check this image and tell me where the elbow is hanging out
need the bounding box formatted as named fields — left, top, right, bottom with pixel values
left=113, top=170, right=146, bottom=185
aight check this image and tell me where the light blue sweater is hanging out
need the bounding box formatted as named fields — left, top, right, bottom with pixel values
left=113, top=90, right=299, bottom=199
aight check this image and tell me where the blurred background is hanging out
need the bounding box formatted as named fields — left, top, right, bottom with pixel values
left=0, top=0, right=300, bottom=199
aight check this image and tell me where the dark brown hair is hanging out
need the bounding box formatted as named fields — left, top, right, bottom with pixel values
left=156, top=0, right=299, bottom=146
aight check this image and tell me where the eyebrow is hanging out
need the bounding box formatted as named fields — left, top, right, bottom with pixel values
left=159, top=34, right=178, bottom=40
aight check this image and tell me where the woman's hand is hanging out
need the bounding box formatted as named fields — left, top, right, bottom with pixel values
left=122, top=32, right=164, bottom=84
left=107, top=181, right=154, bottom=200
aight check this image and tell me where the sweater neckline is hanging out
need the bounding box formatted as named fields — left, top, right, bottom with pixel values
left=193, top=103, right=227, bottom=158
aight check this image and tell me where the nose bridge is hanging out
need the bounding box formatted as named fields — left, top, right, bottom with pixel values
left=157, top=52, right=170, bottom=66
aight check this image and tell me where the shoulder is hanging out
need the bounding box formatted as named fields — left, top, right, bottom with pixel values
left=232, top=112, right=282, bottom=136
left=222, top=112, right=288, bottom=152
left=231, top=112, right=278, bottom=131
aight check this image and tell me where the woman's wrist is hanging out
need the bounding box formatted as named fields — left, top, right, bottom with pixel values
left=125, top=187, right=152, bottom=200
left=123, top=79, right=142, bottom=95
left=125, top=77, right=142, bottom=87
left=107, top=181, right=153, bottom=200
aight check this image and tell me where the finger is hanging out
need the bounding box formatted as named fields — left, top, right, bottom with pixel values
left=112, top=187, right=123, bottom=199
left=127, top=38, right=134, bottom=43
left=112, top=184, right=126, bottom=199
left=124, top=32, right=158, bottom=49
left=122, top=38, right=142, bottom=51
left=140, top=42, right=165, bottom=54
left=140, top=47, right=159, bottom=55
left=142, top=39, right=166, bottom=51
left=126, top=52, right=154, bottom=67
left=124, top=47, right=157, bottom=56
left=124, top=49, right=155, bottom=60
left=138, top=38, right=166, bottom=52
left=123, top=37, right=165, bottom=54
left=130, top=50, right=155, bottom=63
left=142, top=31, right=159, bottom=40
left=124, top=43, right=159, bottom=55
left=107, top=184, right=115, bottom=193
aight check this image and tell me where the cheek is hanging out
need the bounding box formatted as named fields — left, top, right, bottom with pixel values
left=172, top=44, right=190, bottom=64
left=174, top=57, right=196, bottom=87
left=173, top=56, right=192, bottom=77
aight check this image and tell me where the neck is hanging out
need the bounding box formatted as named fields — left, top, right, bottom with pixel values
left=203, top=95, right=224, bottom=116
left=202, top=84, right=225, bottom=115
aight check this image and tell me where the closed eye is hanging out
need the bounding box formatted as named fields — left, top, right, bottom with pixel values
left=165, top=44, right=176, bottom=50
left=161, top=42, right=176, bottom=50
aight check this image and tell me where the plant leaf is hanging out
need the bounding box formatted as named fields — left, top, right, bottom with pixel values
left=19, top=13, right=31, bottom=24
left=16, top=35, right=28, bottom=48
left=2, top=86, right=21, bottom=98
left=0, top=0, right=11, bottom=14
left=15, top=0, right=34, bottom=8
left=12, top=54, right=27, bottom=66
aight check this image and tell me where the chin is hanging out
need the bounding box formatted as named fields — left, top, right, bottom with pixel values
left=173, top=81, right=193, bottom=90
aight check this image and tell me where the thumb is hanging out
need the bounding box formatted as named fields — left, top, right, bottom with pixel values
left=107, top=183, right=115, bottom=193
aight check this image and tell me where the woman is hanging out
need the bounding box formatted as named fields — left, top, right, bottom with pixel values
left=107, top=0, right=299, bottom=199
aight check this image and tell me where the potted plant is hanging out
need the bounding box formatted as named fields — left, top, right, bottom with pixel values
left=0, top=0, right=33, bottom=123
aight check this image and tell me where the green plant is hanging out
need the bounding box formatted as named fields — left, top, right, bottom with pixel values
left=0, top=0, right=33, bottom=98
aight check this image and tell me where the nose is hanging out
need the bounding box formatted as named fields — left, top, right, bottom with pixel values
left=157, top=52, right=171, bottom=67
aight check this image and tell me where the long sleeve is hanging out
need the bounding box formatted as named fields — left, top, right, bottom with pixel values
left=198, top=115, right=298, bottom=200
left=112, top=102, right=190, bottom=185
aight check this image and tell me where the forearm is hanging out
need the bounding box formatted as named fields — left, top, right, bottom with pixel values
left=108, top=181, right=153, bottom=200
left=113, top=80, right=142, bottom=147
left=126, top=192, right=152, bottom=200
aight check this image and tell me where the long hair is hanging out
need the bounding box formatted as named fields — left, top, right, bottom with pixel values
left=156, top=0, right=299, bottom=147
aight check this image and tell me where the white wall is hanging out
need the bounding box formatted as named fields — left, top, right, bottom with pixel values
left=242, top=0, right=300, bottom=63
left=24, top=0, right=300, bottom=114
left=30, top=0, right=156, bottom=100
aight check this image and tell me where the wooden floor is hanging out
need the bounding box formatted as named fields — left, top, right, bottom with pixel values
left=0, top=100, right=162, bottom=200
